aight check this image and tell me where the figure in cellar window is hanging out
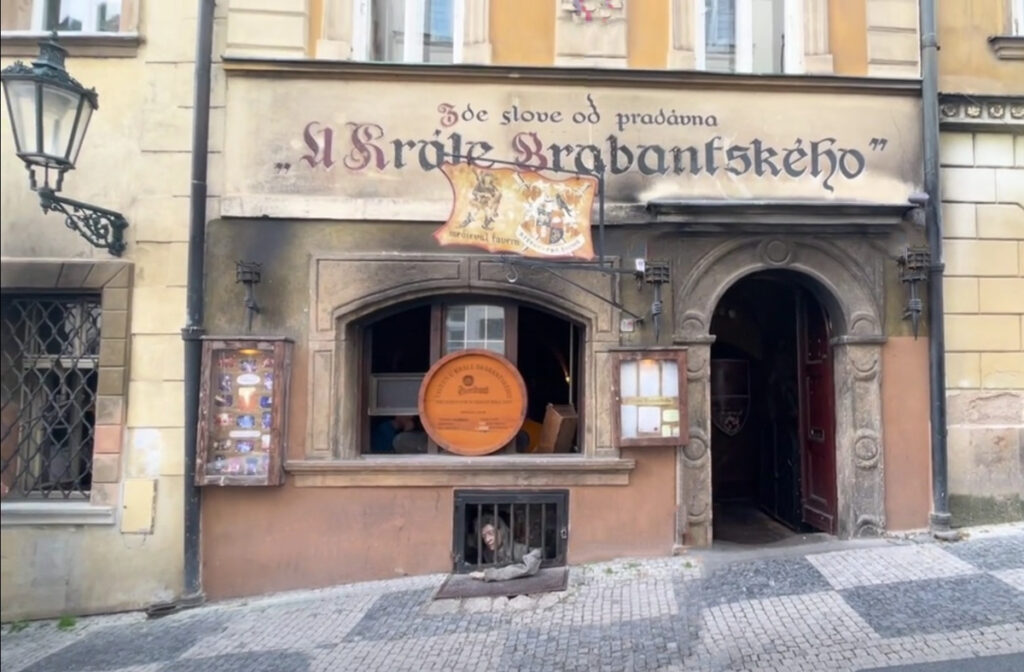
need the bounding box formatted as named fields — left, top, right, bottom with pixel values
left=468, top=515, right=542, bottom=582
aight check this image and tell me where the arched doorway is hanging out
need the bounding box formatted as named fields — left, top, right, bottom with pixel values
left=709, top=270, right=838, bottom=544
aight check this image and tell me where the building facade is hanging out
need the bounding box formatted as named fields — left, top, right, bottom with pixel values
left=936, top=0, right=1024, bottom=526
left=198, top=0, right=934, bottom=600
left=2, top=0, right=1018, bottom=618
left=0, top=1, right=197, bottom=619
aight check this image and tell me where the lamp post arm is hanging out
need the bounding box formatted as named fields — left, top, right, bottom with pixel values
left=37, top=187, right=128, bottom=256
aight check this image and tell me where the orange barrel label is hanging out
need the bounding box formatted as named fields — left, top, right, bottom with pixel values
left=418, top=349, right=528, bottom=456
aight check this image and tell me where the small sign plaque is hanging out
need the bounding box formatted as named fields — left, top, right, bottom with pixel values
left=418, top=350, right=528, bottom=456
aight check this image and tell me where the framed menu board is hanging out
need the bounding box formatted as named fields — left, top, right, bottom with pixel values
left=195, top=337, right=292, bottom=486
left=611, top=349, right=688, bottom=448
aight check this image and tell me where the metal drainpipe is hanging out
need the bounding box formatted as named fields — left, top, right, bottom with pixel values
left=919, top=0, right=955, bottom=540
left=181, top=0, right=216, bottom=604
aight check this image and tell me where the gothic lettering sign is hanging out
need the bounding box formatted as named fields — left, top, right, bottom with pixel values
left=222, top=76, right=923, bottom=220
left=435, top=162, right=598, bottom=259
left=419, top=350, right=528, bottom=456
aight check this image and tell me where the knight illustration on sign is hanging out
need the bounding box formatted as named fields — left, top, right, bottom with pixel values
left=460, top=169, right=502, bottom=231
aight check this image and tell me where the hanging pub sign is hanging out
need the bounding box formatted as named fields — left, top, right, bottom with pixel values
left=612, top=349, right=689, bottom=448
left=195, top=337, right=293, bottom=486
left=711, top=358, right=750, bottom=436
left=418, top=349, right=528, bottom=456
left=434, top=162, right=597, bottom=260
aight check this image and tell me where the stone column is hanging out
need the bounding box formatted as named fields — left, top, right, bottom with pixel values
left=803, top=0, right=833, bottom=73
left=460, top=0, right=492, bottom=64
left=668, top=0, right=697, bottom=69
left=675, top=339, right=714, bottom=548
left=833, top=340, right=886, bottom=538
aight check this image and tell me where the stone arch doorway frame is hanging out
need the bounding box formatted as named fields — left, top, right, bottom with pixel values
left=672, top=238, right=887, bottom=547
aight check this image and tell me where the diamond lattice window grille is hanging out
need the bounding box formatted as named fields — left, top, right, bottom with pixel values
left=1, top=295, right=101, bottom=499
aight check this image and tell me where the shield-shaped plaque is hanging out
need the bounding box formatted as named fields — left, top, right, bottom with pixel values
left=711, top=359, right=750, bottom=437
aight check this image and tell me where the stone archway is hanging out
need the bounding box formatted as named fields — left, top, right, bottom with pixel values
left=672, top=237, right=887, bottom=546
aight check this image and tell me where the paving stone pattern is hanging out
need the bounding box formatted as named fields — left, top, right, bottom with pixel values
left=2, top=529, right=1023, bottom=672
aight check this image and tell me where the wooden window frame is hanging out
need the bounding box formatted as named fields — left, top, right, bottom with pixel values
left=611, top=349, right=689, bottom=450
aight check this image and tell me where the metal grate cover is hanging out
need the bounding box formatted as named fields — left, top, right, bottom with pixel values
left=453, top=490, right=569, bottom=574
left=1, top=294, right=101, bottom=499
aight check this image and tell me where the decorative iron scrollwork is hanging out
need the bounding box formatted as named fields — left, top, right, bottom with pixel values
left=38, top=188, right=127, bottom=257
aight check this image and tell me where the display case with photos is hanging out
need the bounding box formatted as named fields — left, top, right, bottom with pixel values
left=195, top=337, right=293, bottom=486
left=612, top=349, right=689, bottom=448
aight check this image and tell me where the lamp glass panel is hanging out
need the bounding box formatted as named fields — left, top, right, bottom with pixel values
left=39, top=83, right=81, bottom=161
left=2, top=80, right=37, bottom=155
left=66, top=99, right=92, bottom=165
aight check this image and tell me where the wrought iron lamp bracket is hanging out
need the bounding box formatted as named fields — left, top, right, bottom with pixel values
left=37, top=188, right=128, bottom=257
left=235, top=261, right=263, bottom=332
left=897, top=246, right=930, bottom=339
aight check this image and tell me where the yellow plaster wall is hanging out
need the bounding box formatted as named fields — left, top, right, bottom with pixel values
left=0, top=0, right=222, bottom=619
left=627, top=0, right=669, bottom=69
left=938, top=0, right=1024, bottom=95
left=940, top=130, right=1024, bottom=524
left=491, top=0, right=556, bottom=66
left=830, top=0, right=868, bottom=76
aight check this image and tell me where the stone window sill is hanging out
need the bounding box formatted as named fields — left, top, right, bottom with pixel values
left=0, top=32, right=141, bottom=58
left=286, top=455, right=636, bottom=487
left=1, top=500, right=116, bottom=526
left=988, top=35, right=1024, bottom=60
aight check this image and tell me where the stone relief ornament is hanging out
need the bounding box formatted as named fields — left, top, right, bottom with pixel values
left=855, top=515, right=884, bottom=538
left=562, top=0, right=625, bottom=22
left=760, top=239, right=793, bottom=266
left=682, top=428, right=710, bottom=465
left=987, top=103, right=1006, bottom=119
left=853, top=429, right=881, bottom=470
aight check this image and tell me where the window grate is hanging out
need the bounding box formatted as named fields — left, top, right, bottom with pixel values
left=453, top=490, right=569, bottom=574
left=1, top=294, right=101, bottom=499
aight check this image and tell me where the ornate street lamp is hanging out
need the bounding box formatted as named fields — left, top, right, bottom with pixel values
left=1, top=34, right=127, bottom=256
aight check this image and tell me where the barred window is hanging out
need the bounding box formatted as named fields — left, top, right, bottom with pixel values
left=1, top=294, right=101, bottom=499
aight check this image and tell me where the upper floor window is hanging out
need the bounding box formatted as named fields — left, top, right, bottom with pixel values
left=36, top=0, right=121, bottom=33
left=357, top=0, right=457, bottom=63
left=0, top=0, right=122, bottom=33
left=701, top=0, right=797, bottom=74
left=1013, top=0, right=1024, bottom=36
left=705, top=0, right=736, bottom=71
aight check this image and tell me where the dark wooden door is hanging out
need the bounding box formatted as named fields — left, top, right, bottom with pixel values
left=797, top=291, right=837, bottom=534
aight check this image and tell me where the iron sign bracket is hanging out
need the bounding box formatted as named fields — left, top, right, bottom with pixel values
left=441, top=152, right=671, bottom=330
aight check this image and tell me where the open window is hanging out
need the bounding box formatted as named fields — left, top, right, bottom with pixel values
left=353, top=0, right=457, bottom=63
left=701, top=0, right=797, bottom=74
left=361, top=298, right=583, bottom=455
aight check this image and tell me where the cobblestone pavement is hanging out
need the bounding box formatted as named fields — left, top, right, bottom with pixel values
left=3, top=524, right=1023, bottom=672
